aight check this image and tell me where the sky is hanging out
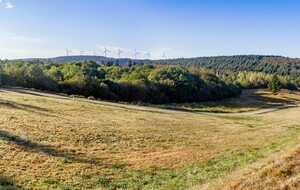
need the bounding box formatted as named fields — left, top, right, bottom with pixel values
left=1, top=0, right=300, bottom=59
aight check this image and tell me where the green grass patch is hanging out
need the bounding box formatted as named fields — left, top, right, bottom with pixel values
left=96, top=128, right=300, bottom=190
left=0, top=176, right=18, bottom=190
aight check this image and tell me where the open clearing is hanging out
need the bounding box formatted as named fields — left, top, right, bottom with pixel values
left=0, top=89, right=300, bottom=189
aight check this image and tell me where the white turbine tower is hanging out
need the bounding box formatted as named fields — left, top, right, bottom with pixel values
left=134, top=50, right=140, bottom=59
left=103, top=47, right=110, bottom=57
left=118, top=49, right=123, bottom=59
left=162, top=52, right=167, bottom=59
left=79, top=50, right=85, bottom=56
left=94, top=51, right=97, bottom=56
left=146, top=51, right=151, bottom=59
left=66, top=48, right=72, bottom=56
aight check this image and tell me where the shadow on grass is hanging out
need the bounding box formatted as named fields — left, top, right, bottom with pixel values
left=0, top=88, right=69, bottom=100
left=0, top=175, right=21, bottom=190
left=0, top=99, right=49, bottom=112
left=0, top=99, right=62, bottom=119
left=0, top=130, right=121, bottom=168
left=154, top=90, right=298, bottom=113
left=254, top=92, right=295, bottom=104
left=0, top=88, right=45, bottom=97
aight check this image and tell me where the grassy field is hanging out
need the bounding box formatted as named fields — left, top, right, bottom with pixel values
left=0, top=89, right=300, bottom=189
left=154, top=89, right=300, bottom=113
left=200, top=142, right=300, bottom=190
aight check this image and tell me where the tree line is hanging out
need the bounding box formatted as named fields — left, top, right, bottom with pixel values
left=0, top=59, right=298, bottom=104
left=0, top=60, right=240, bottom=104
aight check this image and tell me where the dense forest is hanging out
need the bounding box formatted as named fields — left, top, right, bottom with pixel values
left=0, top=57, right=299, bottom=104
left=0, top=59, right=240, bottom=104
left=153, top=55, right=300, bottom=78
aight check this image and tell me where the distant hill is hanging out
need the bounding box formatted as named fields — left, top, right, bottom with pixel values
left=152, top=55, right=300, bottom=77
left=24, top=56, right=152, bottom=65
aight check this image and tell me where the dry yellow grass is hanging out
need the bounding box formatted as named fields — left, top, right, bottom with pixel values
left=0, top=89, right=299, bottom=189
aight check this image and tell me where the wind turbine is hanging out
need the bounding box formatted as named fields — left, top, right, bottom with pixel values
left=134, top=50, right=140, bottom=59
left=146, top=51, right=151, bottom=59
left=94, top=51, right=97, bottom=56
left=66, top=48, right=72, bottom=56
left=103, top=47, right=110, bottom=57
left=162, top=52, right=167, bottom=59
left=118, top=49, right=123, bottom=59
left=79, top=50, right=85, bottom=56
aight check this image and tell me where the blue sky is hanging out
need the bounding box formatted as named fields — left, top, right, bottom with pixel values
left=1, top=0, right=300, bottom=59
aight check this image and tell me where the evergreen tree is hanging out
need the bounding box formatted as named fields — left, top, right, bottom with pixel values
left=268, top=74, right=281, bottom=94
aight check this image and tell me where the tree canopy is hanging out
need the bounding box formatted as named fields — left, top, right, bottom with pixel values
left=0, top=60, right=241, bottom=104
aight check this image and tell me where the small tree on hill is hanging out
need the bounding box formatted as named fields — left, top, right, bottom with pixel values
left=268, top=74, right=281, bottom=94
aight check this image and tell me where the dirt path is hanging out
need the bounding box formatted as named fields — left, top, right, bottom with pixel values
left=0, top=87, right=298, bottom=116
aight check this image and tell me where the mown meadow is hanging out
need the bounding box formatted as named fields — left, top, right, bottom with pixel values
left=0, top=89, right=300, bottom=189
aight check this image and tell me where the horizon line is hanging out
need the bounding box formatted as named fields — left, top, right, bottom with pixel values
left=3, top=54, right=300, bottom=61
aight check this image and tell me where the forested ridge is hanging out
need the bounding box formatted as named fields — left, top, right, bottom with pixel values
left=153, top=55, right=300, bottom=77
left=20, top=55, right=300, bottom=79
left=17, top=55, right=300, bottom=78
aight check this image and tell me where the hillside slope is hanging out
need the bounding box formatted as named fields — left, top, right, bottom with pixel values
left=0, top=88, right=300, bottom=189
left=153, top=55, right=300, bottom=77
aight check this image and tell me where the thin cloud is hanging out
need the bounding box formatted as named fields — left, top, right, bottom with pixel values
left=5, top=1, right=13, bottom=9
left=4, top=32, right=44, bottom=44
left=0, top=31, right=44, bottom=44
left=8, top=36, right=43, bottom=43
left=0, top=47, right=62, bottom=59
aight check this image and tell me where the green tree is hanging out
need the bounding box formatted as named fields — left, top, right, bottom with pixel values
left=268, top=75, right=281, bottom=94
left=25, top=64, right=58, bottom=91
left=46, top=66, right=64, bottom=82
left=148, top=67, right=198, bottom=102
